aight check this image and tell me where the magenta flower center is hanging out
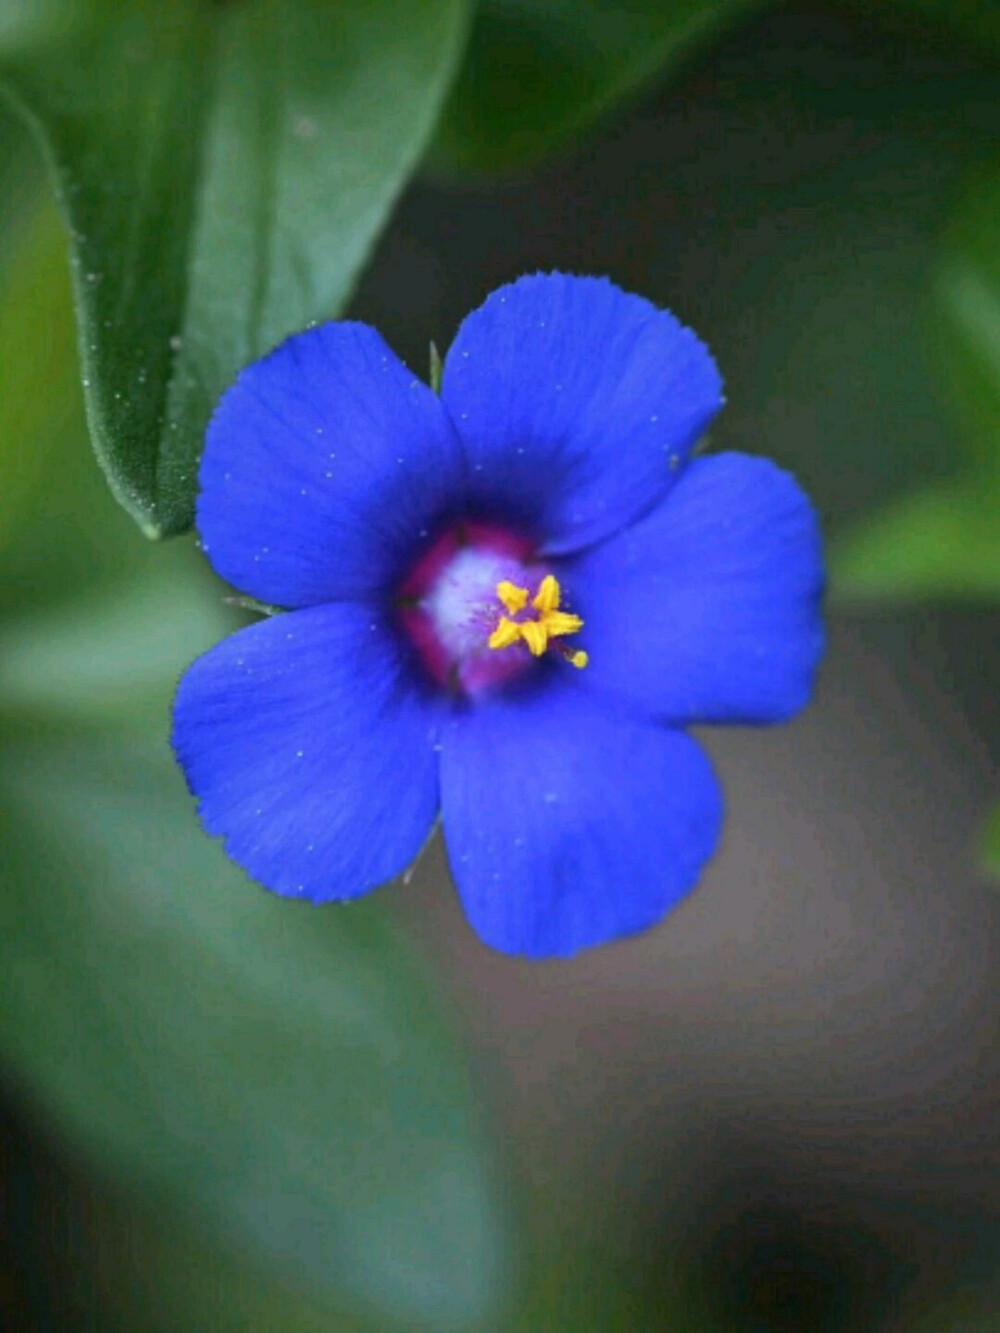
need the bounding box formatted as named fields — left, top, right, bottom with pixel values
left=397, top=521, right=549, bottom=694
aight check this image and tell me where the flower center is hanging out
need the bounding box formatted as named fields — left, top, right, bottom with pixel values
left=396, top=522, right=586, bottom=695
left=488, top=575, right=588, bottom=668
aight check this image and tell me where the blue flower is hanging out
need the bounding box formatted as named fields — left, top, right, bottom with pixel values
left=172, top=273, right=824, bottom=958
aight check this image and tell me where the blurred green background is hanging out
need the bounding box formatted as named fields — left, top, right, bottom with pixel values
left=0, top=2, right=997, bottom=1329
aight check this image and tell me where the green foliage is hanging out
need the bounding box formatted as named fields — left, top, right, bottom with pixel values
left=0, top=0, right=471, bottom=538
left=0, top=739, right=504, bottom=1330
left=0, top=195, right=507, bottom=1332
left=932, top=172, right=1000, bottom=478
left=0, top=198, right=77, bottom=563
left=429, top=0, right=755, bottom=176
left=833, top=163, right=1000, bottom=601
left=867, top=0, right=1000, bottom=57
left=832, top=482, right=1000, bottom=601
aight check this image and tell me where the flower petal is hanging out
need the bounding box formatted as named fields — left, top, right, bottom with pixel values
left=198, top=323, right=465, bottom=606
left=565, top=453, right=825, bottom=724
left=439, top=679, right=722, bottom=958
left=441, top=273, right=723, bottom=553
left=172, top=604, right=440, bottom=900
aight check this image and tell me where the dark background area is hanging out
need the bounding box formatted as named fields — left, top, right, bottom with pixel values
left=370, top=5, right=1000, bottom=1328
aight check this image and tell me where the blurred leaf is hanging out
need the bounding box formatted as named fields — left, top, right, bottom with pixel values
left=22, top=1100, right=659, bottom=1333
left=74, top=1168, right=420, bottom=1332
left=981, top=803, right=1000, bottom=880
left=832, top=481, right=1000, bottom=601
left=0, top=731, right=507, bottom=1330
left=0, top=105, right=44, bottom=267
left=0, top=0, right=471, bottom=538
left=833, top=164, right=1000, bottom=601
left=930, top=174, right=1000, bottom=476
left=429, top=0, right=755, bottom=177
left=0, top=558, right=233, bottom=730
left=0, top=198, right=76, bottom=559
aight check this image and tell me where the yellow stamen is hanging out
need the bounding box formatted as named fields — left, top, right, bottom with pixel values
left=532, top=574, right=561, bottom=615
left=543, top=610, right=583, bottom=638
left=496, top=580, right=529, bottom=614
left=487, top=575, right=587, bottom=666
left=519, top=619, right=549, bottom=656
left=487, top=616, right=522, bottom=650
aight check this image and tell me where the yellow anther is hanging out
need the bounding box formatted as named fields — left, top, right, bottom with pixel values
left=488, top=575, right=587, bottom=667
left=519, top=620, right=549, bottom=656
left=487, top=616, right=522, bottom=650
left=496, top=580, right=529, bottom=614
left=532, top=574, right=561, bottom=614
left=543, top=610, right=583, bottom=639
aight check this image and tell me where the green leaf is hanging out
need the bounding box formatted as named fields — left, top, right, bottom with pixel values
left=832, top=481, right=1000, bottom=601
left=0, top=184, right=206, bottom=619
left=0, top=735, right=506, bottom=1328
left=0, top=194, right=78, bottom=562
left=832, top=163, right=1000, bottom=601
left=929, top=171, right=1000, bottom=478
left=0, top=558, right=234, bottom=730
left=428, top=0, right=755, bottom=177
left=981, top=802, right=1000, bottom=880
left=68, top=1166, right=454, bottom=1332
left=0, top=0, right=471, bottom=537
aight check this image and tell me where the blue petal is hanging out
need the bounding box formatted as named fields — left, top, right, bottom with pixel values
left=198, top=323, right=465, bottom=606
left=564, top=453, right=825, bottom=724
left=439, top=680, right=722, bottom=958
left=172, top=604, right=441, bottom=900
left=441, top=273, right=723, bottom=553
